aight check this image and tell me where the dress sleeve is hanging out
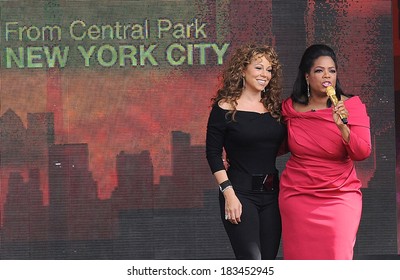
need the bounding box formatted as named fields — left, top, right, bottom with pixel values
left=343, top=121, right=371, bottom=161
left=206, top=105, right=227, bottom=173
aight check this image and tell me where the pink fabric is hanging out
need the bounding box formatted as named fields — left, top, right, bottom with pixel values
left=279, top=96, right=371, bottom=260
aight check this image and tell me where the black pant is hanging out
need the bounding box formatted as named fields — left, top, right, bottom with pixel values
left=219, top=190, right=281, bottom=260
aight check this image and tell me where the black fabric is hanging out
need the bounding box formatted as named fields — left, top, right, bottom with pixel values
left=206, top=104, right=286, bottom=176
left=206, top=104, right=286, bottom=260
left=227, top=170, right=279, bottom=192
left=219, top=190, right=282, bottom=260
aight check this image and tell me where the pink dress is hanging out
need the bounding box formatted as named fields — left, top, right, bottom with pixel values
left=279, top=96, right=371, bottom=260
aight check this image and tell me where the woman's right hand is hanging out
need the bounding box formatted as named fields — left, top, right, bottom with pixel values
left=223, top=188, right=242, bottom=224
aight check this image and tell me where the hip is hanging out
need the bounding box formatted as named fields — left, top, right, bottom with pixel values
left=227, top=169, right=279, bottom=194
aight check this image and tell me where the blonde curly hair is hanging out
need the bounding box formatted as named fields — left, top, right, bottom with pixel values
left=212, top=44, right=283, bottom=120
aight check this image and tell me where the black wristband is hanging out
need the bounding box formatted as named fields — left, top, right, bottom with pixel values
left=219, top=179, right=232, bottom=192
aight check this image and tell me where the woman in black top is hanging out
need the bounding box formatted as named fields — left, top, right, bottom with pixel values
left=206, top=44, right=286, bottom=259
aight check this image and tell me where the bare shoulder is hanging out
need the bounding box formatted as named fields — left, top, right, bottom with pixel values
left=292, top=102, right=309, bottom=112
left=218, top=100, right=233, bottom=110
left=341, top=95, right=349, bottom=101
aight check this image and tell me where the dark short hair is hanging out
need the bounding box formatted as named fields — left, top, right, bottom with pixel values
left=291, top=44, right=347, bottom=105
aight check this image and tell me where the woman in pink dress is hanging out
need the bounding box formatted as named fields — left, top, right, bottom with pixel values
left=279, top=44, right=371, bottom=260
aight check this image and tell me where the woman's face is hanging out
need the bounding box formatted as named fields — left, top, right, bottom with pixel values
left=243, top=55, right=272, bottom=93
left=306, top=55, right=337, bottom=96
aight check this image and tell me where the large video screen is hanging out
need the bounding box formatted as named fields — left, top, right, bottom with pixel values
left=0, top=0, right=397, bottom=259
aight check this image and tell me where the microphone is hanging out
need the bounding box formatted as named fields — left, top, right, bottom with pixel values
left=326, top=86, right=348, bottom=124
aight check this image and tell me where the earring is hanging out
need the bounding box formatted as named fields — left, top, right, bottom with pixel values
left=307, top=82, right=310, bottom=98
left=242, top=77, right=246, bottom=88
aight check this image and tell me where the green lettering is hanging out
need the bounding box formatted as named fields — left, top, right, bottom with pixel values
left=212, top=43, right=230, bottom=65
left=98, top=44, right=117, bottom=67
left=44, top=46, right=69, bottom=68
left=166, top=43, right=185, bottom=65
left=119, top=45, right=138, bottom=66
left=27, top=47, right=43, bottom=68
left=6, top=47, right=24, bottom=68
left=140, top=45, right=158, bottom=66
left=77, top=45, right=96, bottom=66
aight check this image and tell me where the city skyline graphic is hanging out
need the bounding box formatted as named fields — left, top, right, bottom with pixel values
left=0, top=106, right=225, bottom=258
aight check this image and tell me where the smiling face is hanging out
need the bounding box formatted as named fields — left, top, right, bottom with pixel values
left=242, top=55, right=272, bottom=94
left=306, top=55, right=337, bottom=97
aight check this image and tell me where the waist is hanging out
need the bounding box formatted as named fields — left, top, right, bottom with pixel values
left=227, top=169, right=279, bottom=192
